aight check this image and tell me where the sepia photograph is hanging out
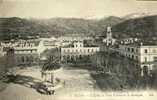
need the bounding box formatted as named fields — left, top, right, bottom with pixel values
left=0, top=0, right=157, bottom=100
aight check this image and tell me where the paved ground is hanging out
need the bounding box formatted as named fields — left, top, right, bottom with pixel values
left=0, top=66, right=101, bottom=100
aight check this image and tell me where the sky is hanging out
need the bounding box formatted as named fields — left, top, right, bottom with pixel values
left=0, top=0, right=157, bottom=19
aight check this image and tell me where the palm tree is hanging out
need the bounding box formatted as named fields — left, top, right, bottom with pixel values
left=41, top=48, right=61, bottom=85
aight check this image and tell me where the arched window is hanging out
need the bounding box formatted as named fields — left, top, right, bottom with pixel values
left=144, top=57, right=147, bottom=62
left=21, top=56, right=25, bottom=63
left=144, top=49, right=148, bottom=53
left=30, top=56, right=33, bottom=62
left=26, top=56, right=29, bottom=62
left=79, top=55, right=82, bottom=59
left=143, top=66, right=148, bottom=76
left=88, top=49, right=90, bottom=52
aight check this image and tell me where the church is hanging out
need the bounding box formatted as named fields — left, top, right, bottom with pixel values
left=103, top=26, right=116, bottom=46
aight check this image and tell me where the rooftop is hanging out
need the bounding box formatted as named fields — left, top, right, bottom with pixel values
left=16, top=40, right=40, bottom=47
left=120, top=41, right=157, bottom=47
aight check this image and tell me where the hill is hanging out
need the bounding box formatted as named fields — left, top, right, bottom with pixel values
left=0, top=16, right=123, bottom=40
left=113, top=15, right=157, bottom=39
left=1, top=15, right=157, bottom=40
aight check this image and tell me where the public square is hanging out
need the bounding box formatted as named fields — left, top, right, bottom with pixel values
left=0, top=65, right=102, bottom=100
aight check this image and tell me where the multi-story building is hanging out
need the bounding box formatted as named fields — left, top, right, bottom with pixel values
left=118, top=43, right=157, bottom=76
left=0, top=40, right=19, bottom=56
left=40, top=37, right=61, bottom=49
left=1, top=38, right=61, bottom=66
left=61, top=41, right=100, bottom=62
left=13, top=39, right=43, bottom=65
left=58, top=35, right=93, bottom=43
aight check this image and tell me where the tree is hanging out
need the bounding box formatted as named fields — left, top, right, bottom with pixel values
left=41, top=48, right=61, bottom=84
left=0, top=56, right=6, bottom=78
left=5, top=47, right=16, bottom=74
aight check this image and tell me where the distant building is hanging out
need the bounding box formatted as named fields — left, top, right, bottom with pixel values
left=120, top=38, right=139, bottom=44
left=58, top=34, right=93, bottom=43
left=103, top=26, right=116, bottom=46
left=13, top=40, right=42, bottom=65
left=40, top=37, right=61, bottom=49
left=0, top=43, right=3, bottom=57
left=119, top=43, right=157, bottom=76
left=0, top=40, right=19, bottom=56
left=61, top=41, right=100, bottom=63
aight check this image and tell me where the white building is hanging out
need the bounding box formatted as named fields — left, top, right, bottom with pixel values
left=2, top=38, right=62, bottom=66
left=40, top=37, right=61, bottom=50
left=103, top=26, right=116, bottom=46
left=61, top=41, right=100, bottom=62
left=13, top=39, right=43, bottom=65
left=0, top=40, right=19, bottom=56
left=119, top=43, right=157, bottom=76
left=120, top=38, right=139, bottom=44
left=0, top=43, right=3, bottom=57
left=58, top=35, right=93, bottom=42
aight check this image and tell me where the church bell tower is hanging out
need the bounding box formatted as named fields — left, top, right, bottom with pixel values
left=106, top=26, right=112, bottom=39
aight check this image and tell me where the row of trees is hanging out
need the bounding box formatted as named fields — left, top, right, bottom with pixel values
left=94, top=51, right=152, bottom=89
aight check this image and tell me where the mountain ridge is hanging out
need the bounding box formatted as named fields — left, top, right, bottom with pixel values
left=0, top=15, right=157, bottom=40
left=0, top=16, right=123, bottom=40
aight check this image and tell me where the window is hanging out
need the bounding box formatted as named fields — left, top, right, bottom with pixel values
left=88, top=49, right=90, bottom=52
left=128, top=48, right=130, bottom=52
left=132, top=55, right=134, bottom=59
left=84, top=50, right=86, bottom=53
left=136, top=49, right=138, bottom=53
left=79, top=55, right=82, bottom=59
left=144, top=57, right=147, bottom=62
left=144, top=49, right=148, bottom=53
left=136, top=56, right=138, bottom=60
left=153, top=49, right=156, bottom=53
left=125, top=47, right=127, bottom=51
left=26, top=56, right=29, bottom=62
left=131, top=48, right=134, bottom=52
left=91, top=49, right=94, bottom=52
left=21, top=56, right=25, bottom=62
left=154, top=57, right=157, bottom=61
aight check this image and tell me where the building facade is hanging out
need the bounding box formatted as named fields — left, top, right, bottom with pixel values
left=58, top=35, right=93, bottom=42
left=13, top=40, right=42, bottom=65
left=61, top=41, right=100, bottom=63
left=120, top=38, right=139, bottom=45
left=119, top=43, right=157, bottom=76
left=40, top=37, right=61, bottom=49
